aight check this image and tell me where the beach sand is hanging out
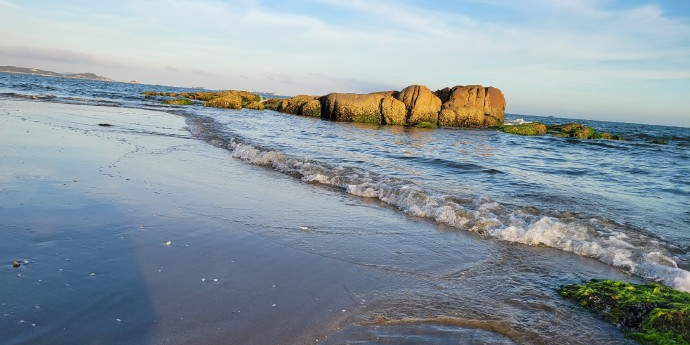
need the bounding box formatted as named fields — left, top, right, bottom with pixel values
left=0, top=99, right=637, bottom=344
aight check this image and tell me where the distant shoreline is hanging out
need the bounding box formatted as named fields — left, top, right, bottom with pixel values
left=0, top=65, right=112, bottom=82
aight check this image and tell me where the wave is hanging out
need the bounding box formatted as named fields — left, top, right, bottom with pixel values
left=0, top=92, right=57, bottom=101
left=187, top=115, right=690, bottom=292
left=504, top=118, right=532, bottom=125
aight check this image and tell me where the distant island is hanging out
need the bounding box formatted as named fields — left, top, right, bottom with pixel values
left=0, top=66, right=112, bottom=81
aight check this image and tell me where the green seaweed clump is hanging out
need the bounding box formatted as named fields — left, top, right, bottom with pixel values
left=548, top=123, right=595, bottom=139
left=546, top=123, right=623, bottom=140
left=559, top=279, right=690, bottom=345
left=163, top=98, right=193, bottom=105
left=413, top=122, right=438, bottom=129
left=592, top=132, right=624, bottom=140
left=500, top=122, right=547, bottom=136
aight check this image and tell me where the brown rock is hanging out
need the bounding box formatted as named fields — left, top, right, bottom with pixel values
left=301, top=99, right=322, bottom=117
left=245, top=101, right=264, bottom=110
left=279, top=95, right=317, bottom=114
left=321, top=93, right=384, bottom=124
left=396, top=85, right=442, bottom=125
left=222, top=90, right=259, bottom=104
left=434, top=87, right=452, bottom=103
left=204, top=94, right=242, bottom=109
left=262, top=98, right=283, bottom=111
left=438, top=85, right=505, bottom=127
left=380, top=96, right=407, bottom=125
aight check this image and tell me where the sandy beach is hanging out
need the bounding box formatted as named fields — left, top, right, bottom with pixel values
left=1, top=99, right=645, bottom=344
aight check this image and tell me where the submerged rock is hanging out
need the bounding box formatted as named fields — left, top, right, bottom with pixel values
left=144, top=90, right=262, bottom=109
left=547, top=123, right=622, bottom=140
left=163, top=98, right=193, bottom=105
left=559, top=279, right=690, bottom=345
left=500, top=122, right=547, bottom=136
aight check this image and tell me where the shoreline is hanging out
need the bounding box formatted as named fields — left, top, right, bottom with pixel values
left=0, top=98, right=666, bottom=344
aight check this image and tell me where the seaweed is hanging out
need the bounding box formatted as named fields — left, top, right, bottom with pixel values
left=163, top=98, right=193, bottom=105
left=500, top=122, right=547, bottom=136
left=559, top=279, right=690, bottom=345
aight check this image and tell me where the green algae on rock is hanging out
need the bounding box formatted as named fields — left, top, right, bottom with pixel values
left=547, top=123, right=622, bottom=140
left=143, top=90, right=262, bottom=109
left=204, top=94, right=242, bottom=109
left=500, top=122, right=547, bottom=136
left=163, top=98, right=194, bottom=105
left=413, top=121, right=438, bottom=129
left=559, top=279, right=690, bottom=345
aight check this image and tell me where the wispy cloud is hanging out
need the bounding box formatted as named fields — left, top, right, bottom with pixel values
left=1, top=0, right=688, bottom=124
left=0, top=45, right=120, bottom=67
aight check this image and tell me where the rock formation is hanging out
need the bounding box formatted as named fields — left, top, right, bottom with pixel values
left=437, top=85, right=505, bottom=127
left=144, top=83, right=508, bottom=129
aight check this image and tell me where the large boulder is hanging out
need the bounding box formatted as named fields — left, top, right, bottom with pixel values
left=380, top=95, right=407, bottom=125
left=321, top=93, right=385, bottom=124
left=396, top=85, right=442, bottom=125
left=438, top=85, right=505, bottom=127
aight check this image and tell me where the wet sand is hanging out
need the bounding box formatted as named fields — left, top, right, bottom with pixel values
left=1, top=99, right=639, bottom=344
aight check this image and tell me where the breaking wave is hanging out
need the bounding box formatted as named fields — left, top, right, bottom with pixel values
left=187, top=116, right=690, bottom=292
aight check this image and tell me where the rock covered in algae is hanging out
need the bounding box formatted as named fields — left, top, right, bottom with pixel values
left=500, top=122, right=547, bottom=136
left=559, top=279, right=690, bottom=345
left=204, top=94, right=242, bottom=109
left=163, top=98, right=194, bottom=105
left=547, top=123, right=622, bottom=140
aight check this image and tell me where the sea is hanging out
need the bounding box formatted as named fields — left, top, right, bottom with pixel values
left=1, top=72, right=689, bottom=342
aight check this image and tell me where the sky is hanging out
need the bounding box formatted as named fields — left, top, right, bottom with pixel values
left=1, top=0, right=689, bottom=126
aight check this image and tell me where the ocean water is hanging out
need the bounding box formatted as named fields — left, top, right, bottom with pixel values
left=2, top=72, right=687, bottom=293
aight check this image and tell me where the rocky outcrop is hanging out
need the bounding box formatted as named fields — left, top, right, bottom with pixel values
left=144, top=90, right=262, bottom=109
left=143, top=83, right=507, bottom=129
left=498, top=121, right=622, bottom=140
left=437, top=85, right=505, bottom=127
left=547, top=123, right=622, bottom=140
left=396, top=85, right=442, bottom=125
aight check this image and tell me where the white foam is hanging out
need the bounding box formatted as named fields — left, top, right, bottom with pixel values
left=226, top=139, right=690, bottom=292
left=505, top=118, right=532, bottom=125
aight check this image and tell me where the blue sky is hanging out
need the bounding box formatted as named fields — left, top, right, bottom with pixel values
left=1, top=0, right=689, bottom=126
